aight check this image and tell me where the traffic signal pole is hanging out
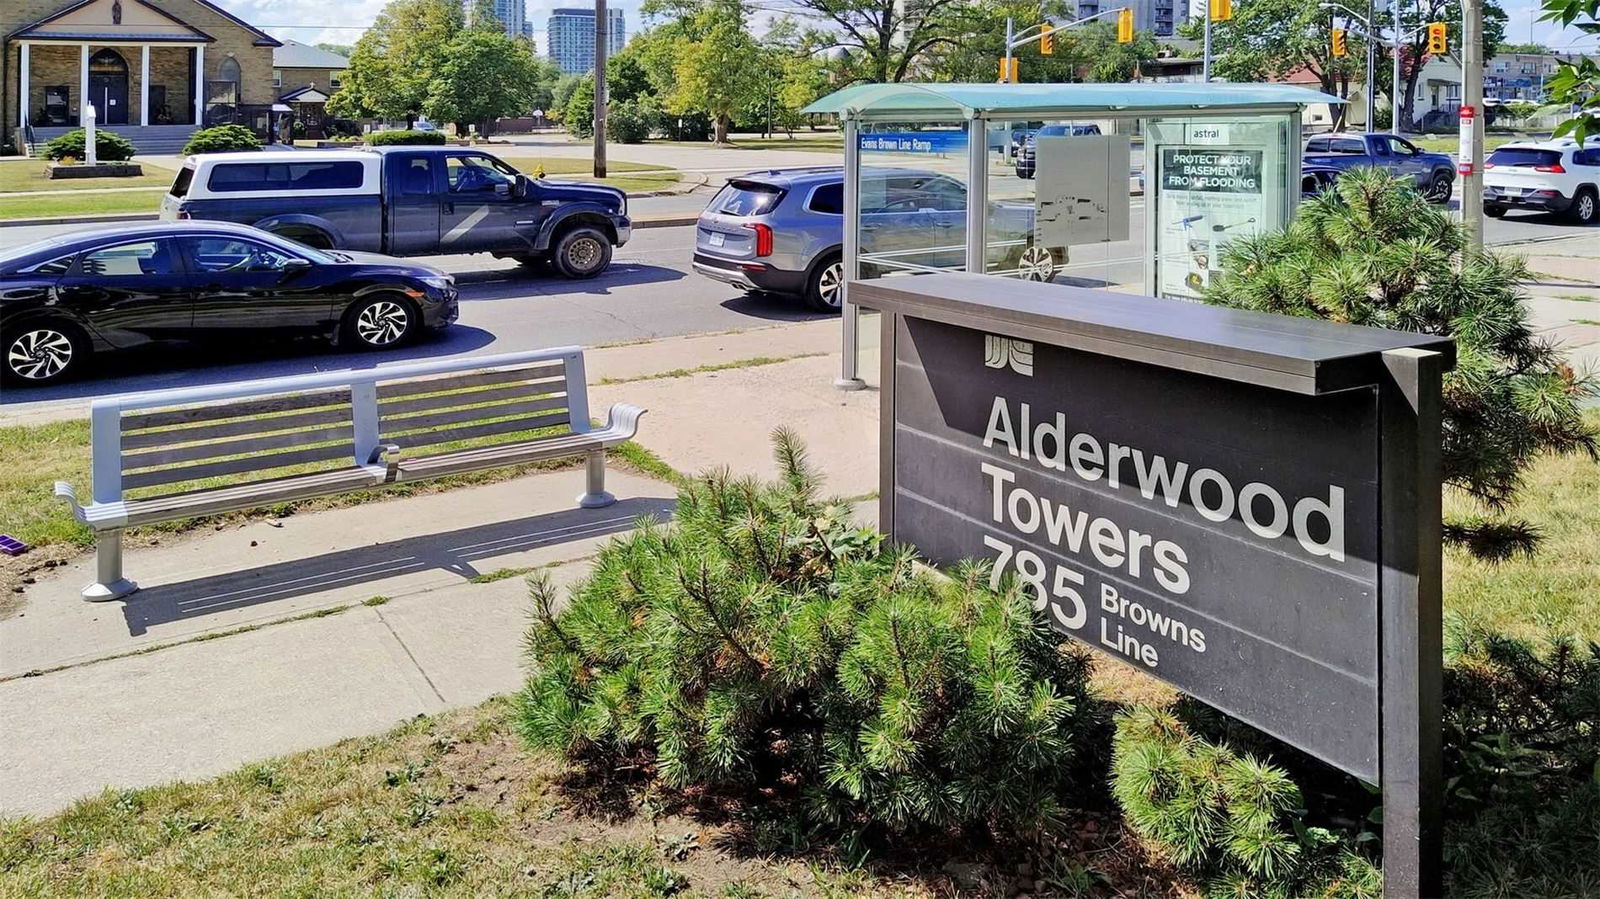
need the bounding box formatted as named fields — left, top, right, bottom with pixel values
left=1461, top=0, right=1483, bottom=251
left=1365, top=0, right=1376, bottom=131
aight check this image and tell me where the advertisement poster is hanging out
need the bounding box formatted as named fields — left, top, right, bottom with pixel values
left=1156, top=147, right=1266, bottom=300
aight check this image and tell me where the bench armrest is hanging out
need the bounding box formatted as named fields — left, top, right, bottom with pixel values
left=368, top=443, right=403, bottom=483
left=54, top=481, right=88, bottom=524
left=597, top=404, right=647, bottom=443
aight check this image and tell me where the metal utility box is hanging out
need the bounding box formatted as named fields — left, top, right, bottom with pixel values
left=1033, top=134, right=1131, bottom=248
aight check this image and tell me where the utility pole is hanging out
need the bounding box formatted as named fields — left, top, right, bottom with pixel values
left=1392, top=0, right=1405, bottom=133
left=1365, top=0, right=1376, bottom=130
left=1461, top=0, right=1483, bottom=251
left=1202, top=2, right=1213, bottom=82
left=593, top=0, right=608, bottom=179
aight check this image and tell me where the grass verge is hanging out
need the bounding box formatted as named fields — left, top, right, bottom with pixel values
left=0, top=161, right=176, bottom=193
left=496, top=157, right=684, bottom=194
left=596, top=353, right=826, bottom=386
left=0, top=189, right=166, bottom=221
left=647, top=135, right=843, bottom=153
left=0, top=698, right=993, bottom=897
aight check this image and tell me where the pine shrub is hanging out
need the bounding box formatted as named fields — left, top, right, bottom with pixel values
left=1110, top=707, right=1381, bottom=898
left=518, top=430, right=1098, bottom=847
left=1203, top=166, right=1597, bottom=558
left=43, top=128, right=136, bottom=162
left=180, top=125, right=262, bottom=155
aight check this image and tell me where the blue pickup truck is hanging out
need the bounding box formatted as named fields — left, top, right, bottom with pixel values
left=1302, top=133, right=1456, bottom=202
left=161, top=148, right=630, bottom=278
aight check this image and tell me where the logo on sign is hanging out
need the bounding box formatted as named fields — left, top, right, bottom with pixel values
left=984, top=335, right=1035, bottom=376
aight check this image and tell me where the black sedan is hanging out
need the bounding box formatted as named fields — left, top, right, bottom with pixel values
left=1, top=222, right=457, bottom=385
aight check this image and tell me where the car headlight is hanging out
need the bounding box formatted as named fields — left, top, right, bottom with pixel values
left=420, top=274, right=454, bottom=291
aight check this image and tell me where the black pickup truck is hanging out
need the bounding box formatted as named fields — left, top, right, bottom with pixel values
left=161, top=147, right=630, bottom=278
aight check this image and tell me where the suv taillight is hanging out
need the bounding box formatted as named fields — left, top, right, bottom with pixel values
left=1534, top=164, right=1566, bottom=173
left=745, top=222, right=774, bottom=257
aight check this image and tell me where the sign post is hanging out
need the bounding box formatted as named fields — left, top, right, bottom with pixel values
left=859, top=272, right=1447, bottom=896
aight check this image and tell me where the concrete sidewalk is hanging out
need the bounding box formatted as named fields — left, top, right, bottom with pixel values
left=0, top=317, right=880, bottom=817
left=1510, top=232, right=1600, bottom=372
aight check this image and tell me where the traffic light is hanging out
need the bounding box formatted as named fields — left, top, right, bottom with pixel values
left=1426, top=21, right=1447, bottom=54
left=1040, top=23, right=1055, bottom=55
left=1117, top=7, right=1134, bottom=43
left=999, top=57, right=1019, bottom=82
left=1331, top=28, right=1347, bottom=57
left=1209, top=0, right=1232, bottom=21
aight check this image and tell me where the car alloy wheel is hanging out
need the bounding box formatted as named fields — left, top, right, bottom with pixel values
left=817, top=261, right=844, bottom=308
left=1426, top=174, right=1453, bottom=203
left=1575, top=192, right=1597, bottom=225
left=354, top=300, right=410, bottom=347
left=565, top=236, right=604, bottom=273
left=6, top=327, right=75, bottom=381
left=1019, top=246, right=1056, bottom=282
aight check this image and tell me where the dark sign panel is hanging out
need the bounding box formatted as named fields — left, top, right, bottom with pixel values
left=890, top=315, right=1382, bottom=779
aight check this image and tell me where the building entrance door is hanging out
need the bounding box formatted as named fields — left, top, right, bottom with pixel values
left=88, top=49, right=130, bottom=124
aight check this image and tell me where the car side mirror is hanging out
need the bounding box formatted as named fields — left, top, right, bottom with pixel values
left=513, top=174, right=530, bottom=198
left=280, top=257, right=313, bottom=278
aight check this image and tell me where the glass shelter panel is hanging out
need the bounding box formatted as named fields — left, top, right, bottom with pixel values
left=984, top=118, right=1139, bottom=291
left=1146, top=115, right=1294, bottom=300
left=855, top=123, right=971, bottom=280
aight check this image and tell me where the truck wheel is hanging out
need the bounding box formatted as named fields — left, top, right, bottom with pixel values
left=552, top=227, right=612, bottom=279
left=1569, top=188, right=1598, bottom=225
left=1424, top=173, right=1453, bottom=203
left=1485, top=205, right=1507, bottom=218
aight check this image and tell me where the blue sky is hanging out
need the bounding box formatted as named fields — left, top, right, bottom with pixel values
left=222, top=0, right=1596, bottom=55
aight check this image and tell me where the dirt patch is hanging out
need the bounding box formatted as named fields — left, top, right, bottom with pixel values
left=0, top=542, right=80, bottom=620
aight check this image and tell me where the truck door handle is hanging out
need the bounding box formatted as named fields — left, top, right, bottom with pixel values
left=442, top=201, right=454, bottom=215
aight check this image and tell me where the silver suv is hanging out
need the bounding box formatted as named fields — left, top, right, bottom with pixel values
left=693, top=166, right=1061, bottom=313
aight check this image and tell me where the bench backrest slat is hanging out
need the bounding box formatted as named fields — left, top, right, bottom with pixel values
left=120, top=405, right=353, bottom=450
left=122, top=423, right=356, bottom=470
left=122, top=388, right=352, bottom=431
left=122, top=443, right=355, bottom=490
left=379, top=381, right=565, bottom=419
left=384, top=412, right=572, bottom=450
left=375, top=363, right=566, bottom=400
left=381, top=396, right=568, bottom=436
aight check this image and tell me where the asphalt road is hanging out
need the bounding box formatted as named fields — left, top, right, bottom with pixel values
left=0, top=195, right=1589, bottom=418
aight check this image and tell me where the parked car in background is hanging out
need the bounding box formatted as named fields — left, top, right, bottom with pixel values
left=162, top=148, right=629, bottom=278
left=1301, top=163, right=1343, bottom=199
left=0, top=222, right=457, bottom=385
left=1483, top=139, right=1600, bottom=224
left=691, top=166, right=1064, bottom=313
left=1302, top=132, right=1455, bottom=202
left=1014, top=123, right=1104, bottom=179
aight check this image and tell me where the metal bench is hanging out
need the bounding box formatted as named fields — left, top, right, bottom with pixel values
left=54, top=347, right=645, bottom=601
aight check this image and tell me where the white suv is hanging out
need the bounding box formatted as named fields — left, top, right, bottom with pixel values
left=1483, top=139, right=1600, bottom=224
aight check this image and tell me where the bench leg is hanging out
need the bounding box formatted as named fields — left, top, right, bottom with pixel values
left=82, top=531, right=139, bottom=602
left=577, top=449, right=616, bottom=509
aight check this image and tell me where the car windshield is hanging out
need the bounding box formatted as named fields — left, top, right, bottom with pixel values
left=1487, top=148, right=1562, bottom=168
left=709, top=181, right=784, bottom=216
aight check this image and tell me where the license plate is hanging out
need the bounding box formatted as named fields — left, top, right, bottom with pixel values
left=708, top=232, right=725, bottom=247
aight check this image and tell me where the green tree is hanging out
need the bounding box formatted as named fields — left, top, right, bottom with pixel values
left=785, top=0, right=973, bottom=82
left=1204, top=167, right=1597, bottom=556
left=662, top=0, right=764, bottom=143
left=1540, top=0, right=1600, bottom=143
left=922, top=0, right=1099, bottom=83
left=563, top=74, right=597, bottom=136
left=1384, top=0, right=1507, bottom=130
left=606, top=53, right=653, bottom=104
left=1180, top=0, right=1362, bottom=127
left=328, top=0, right=463, bottom=125
left=549, top=73, right=586, bottom=123
left=1079, top=22, right=1159, bottom=83
left=425, top=28, right=545, bottom=132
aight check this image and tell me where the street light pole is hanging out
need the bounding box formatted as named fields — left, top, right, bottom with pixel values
left=593, top=0, right=608, bottom=178
left=1202, top=5, right=1213, bottom=82
left=1393, top=0, right=1405, bottom=132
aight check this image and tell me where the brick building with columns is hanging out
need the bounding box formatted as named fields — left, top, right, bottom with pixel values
left=2, top=0, right=282, bottom=155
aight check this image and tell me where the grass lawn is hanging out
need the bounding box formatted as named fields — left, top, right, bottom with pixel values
left=1409, top=133, right=1530, bottom=154
left=649, top=134, right=843, bottom=153
left=0, top=189, right=166, bottom=221
left=0, top=161, right=175, bottom=193
left=497, top=157, right=684, bottom=193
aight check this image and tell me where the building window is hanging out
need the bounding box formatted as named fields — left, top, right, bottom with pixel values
left=272, top=69, right=282, bottom=87
left=330, top=71, right=343, bottom=89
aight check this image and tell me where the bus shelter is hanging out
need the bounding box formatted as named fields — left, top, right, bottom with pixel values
left=800, top=82, right=1342, bottom=388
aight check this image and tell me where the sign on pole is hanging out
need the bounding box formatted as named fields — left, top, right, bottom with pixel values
left=859, top=272, right=1448, bottom=898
